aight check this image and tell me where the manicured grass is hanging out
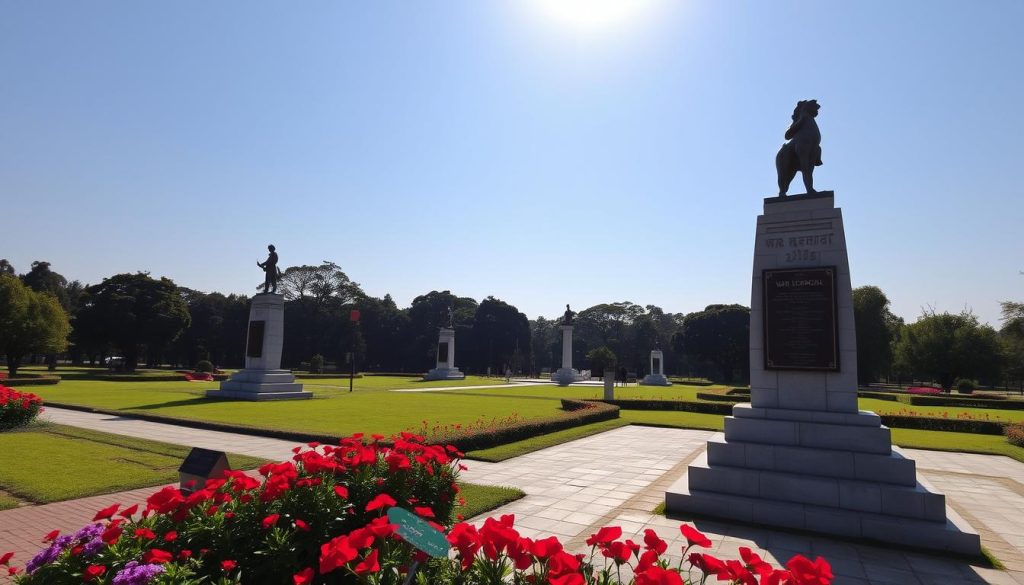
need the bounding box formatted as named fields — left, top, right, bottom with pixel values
left=448, top=383, right=728, bottom=402
left=891, top=428, right=1024, bottom=463
left=0, top=492, right=21, bottom=511
left=466, top=419, right=630, bottom=461
left=620, top=410, right=725, bottom=431
left=456, top=483, right=525, bottom=521
left=0, top=423, right=268, bottom=504
left=32, top=378, right=570, bottom=440
left=861, top=398, right=1024, bottom=423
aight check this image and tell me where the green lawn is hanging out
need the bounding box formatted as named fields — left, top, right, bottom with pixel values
left=0, top=492, right=21, bottom=511
left=456, top=483, right=525, bottom=520
left=445, top=383, right=727, bottom=402
left=31, top=377, right=571, bottom=439
left=0, top=423, right=268, bottom=504
left=891, top=428, right=1024, bottom=463
left=467, top=419, right=630, bottom=461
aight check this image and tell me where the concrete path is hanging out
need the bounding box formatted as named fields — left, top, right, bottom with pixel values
left=2, top=411, right=1023, bottom=584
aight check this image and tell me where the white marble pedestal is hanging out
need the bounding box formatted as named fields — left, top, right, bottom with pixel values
left=423, top=327, right=465, bottom=381
left=665, top=193, right=980, bottom=555
left=206, top=294, right=311, bottom=401
left=641, top=349, right=672, bottom=386
left=551, top=325, right=580, bottom=386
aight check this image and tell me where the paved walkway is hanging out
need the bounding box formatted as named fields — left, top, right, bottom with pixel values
left=1, top=411, right=1023, bottom=584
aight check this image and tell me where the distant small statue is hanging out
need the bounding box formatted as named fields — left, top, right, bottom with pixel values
left=257, top=244, right=281, bottom=294
left=562, top=304, right=576, bottom=326
left=776, top=99, right=823, bottom=196
left=446, top=304, right=454, bottom=329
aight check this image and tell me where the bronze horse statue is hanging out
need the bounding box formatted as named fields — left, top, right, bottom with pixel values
left=776, top=99, right=822, bottom=196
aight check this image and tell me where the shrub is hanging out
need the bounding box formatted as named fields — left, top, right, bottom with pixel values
left=0, top=384, right=44, bottom=431
left=2, top=434, right=835, bottom=585
left=954, top=378, right=978, bottom=394
left=195, top=360, right=215, bottom=373
left=310, top=354, right=325, bottom=374
left=1007, top=424, right=1024, bottom=448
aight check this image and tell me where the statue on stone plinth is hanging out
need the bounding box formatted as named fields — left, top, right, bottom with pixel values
left=257, top=245, right=281, bottom=294
left=446, top=305, right=454, bottom=329
left=776, top=99, right=823, bottom=196
left=562, top=304, right=576, bottom=326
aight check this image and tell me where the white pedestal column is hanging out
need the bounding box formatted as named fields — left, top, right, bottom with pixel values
left=641, top=349, right=672, bottom=386
left=423, top=327, right=465, bottom=380
left=207, top=294, right=311, bottom=401
left=551, top=325, right=580, bottom=386
left=665, top=192, right=980, bottom=555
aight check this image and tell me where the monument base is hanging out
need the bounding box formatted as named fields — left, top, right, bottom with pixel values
left=665, top=407, right=982, bottom=555
left=551, top=367, right=581, bottom=386
left=206, top=369, right=312, bottom=401
left=422, top=367, right=465, bottom=381
left=640, top=373, right=672, bottom=386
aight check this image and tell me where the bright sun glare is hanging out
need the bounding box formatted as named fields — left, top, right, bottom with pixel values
left=527, top=0, right=660, bottom=35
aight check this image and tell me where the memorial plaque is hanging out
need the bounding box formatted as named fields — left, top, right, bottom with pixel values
left=246, top=320, right=265, bottom=358
left=437, top=341, right=449, bottom=363
left=652, top=357, right=661, bottom=373
left=762, top=267, right=839, bottom=371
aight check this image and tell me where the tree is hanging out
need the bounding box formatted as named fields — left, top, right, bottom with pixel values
left=585, top=346, right=617, bottom=377
left=672, top=304, right=750, bottom=383
left=0, top=259, right=14, bottom=275
left=21, top=261, right=70, bottom=310
left=852, top=286, right=903, bottom=384
left=470, top=297, right=530, bottom=374
left=1000, top=301, right=1024, bottom=391
left=276, top=262, right=363, bottom=306
left=894, top=310, right=1003, bottom=390
left=75, top=273, right=191, bottom=371
left=0, top=275, right=70, bottom=375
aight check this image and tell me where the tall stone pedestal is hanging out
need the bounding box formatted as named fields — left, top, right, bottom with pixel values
left=551, top=325, right=580, bottom=386
left=641, top=349, right=672, bottom=386
left=423, top=327, right=465, bottom=381
left=207, top=294, right=311, bottom=401
left=665, top=193, right=980, bottom=555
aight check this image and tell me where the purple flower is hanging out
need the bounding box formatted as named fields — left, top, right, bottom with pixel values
left=82, top=537, right=105, bottom=557
left=25, top=544, right=60, bottom=574
left=112, top=561, right=166, bottom=585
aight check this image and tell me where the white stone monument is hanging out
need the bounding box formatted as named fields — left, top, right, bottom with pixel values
left=207, top=294, right=311, bottom=401
left=665, top=192, right=980, bottom=555
left=423, top=327, right=465, bottom=380
left=551, top=324, right=580, bottom=386
left=640, top=349, right=672, bottom=386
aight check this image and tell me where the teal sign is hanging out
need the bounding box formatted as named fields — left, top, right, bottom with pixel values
left=387, top=507, right=450, bottom=558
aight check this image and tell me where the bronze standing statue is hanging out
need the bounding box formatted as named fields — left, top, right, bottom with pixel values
left=562, top=304, right=575, bottom=326
left=776, top=99, right=823, bottom=196
left=257, top=245, right=280, bottom=294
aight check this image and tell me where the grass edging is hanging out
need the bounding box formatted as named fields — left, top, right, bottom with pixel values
left=456, top=483, right=525, bottom=521
left=466, top=419, right=629, bottom=462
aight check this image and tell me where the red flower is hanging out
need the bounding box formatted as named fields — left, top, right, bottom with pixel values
left=320, top=535, right=359, bottom=574
left=221, top=560, right=237, bottom=571
left=262, top=513, right=280, bottom=529
left=295, top=519, right=311, bottom=532
left=354, top=549, right=380, bottom=574
left=680, top=524, right=712, bottom=548
left=531, top=535, right=563, bottom=560
left=413, top=506, right=435, bottom=518
left=786, top=555, right=833, bottom=585
left=119, top=504, right=139, bottom=518
left=365, top=493, right=397, bottom=512
left=142, top=549, right=173, bottom=564
left=333, top=485, right=349, bottom=499
left=447, top=523, right=481, bottom=570
left=635, top=566, right=684, bottom=585
left=643, top=528, right=667, bottom=555
left=548, top=573, right=585, bottom=585
left=689, top=552, right=728, bottom=579
left=42, top=530, right=60, bottom=543
left=293, top=567, right=315, bottom=584
left=83, top=564, right=106, bottom=582
left=101, top=524, right=124, bottom=545
left=163, top=530, right=177, bottom=542
left=585, top=526, right=622, bottom=547
left=93, top=503, right=119, bottom=521
left=0, top=552, right=12, bottom=565
left=134, top=528, right=156, bottom=540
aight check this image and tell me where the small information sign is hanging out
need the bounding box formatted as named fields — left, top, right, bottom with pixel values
left=386, top=507, right=450, bottom=558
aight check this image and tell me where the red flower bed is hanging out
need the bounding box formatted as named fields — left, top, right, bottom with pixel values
left=0, top=384, right=43, bottom=431
left=1, top=433, right=833, bottom=584
left=906, top=386, right=942, bottom=395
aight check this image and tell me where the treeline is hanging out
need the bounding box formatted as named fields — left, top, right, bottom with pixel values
left=2, top=258, right=1021, bottom=389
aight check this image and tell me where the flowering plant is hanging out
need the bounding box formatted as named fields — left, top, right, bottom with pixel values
left=0, top=384, right=43, bottom=431
left=2, top=433, right=832, bottom=585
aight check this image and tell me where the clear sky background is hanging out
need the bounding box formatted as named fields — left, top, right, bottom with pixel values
left=2, top=1, right=1022, bottom=326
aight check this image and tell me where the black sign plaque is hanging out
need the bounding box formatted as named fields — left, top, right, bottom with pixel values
left=437, top=341, right=449, bottom=363
left=246, top=320, right=265, bottom=358
left=762, top=267, right=839, bottom=371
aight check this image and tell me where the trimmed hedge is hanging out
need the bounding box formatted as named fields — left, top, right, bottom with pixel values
left=2, top=374, right=61, bottom=387
left=293, top=372, right=364, bottom=379
left=879, top=415, right=1006, bottom=435
left=43, top=399, right=620, bottom=454
left=601, top=398, right=733, bottom=415
left=859, top=390, right=1024, bottom=410
left=665, top=378, right=716, bottom=386
left=858, top=391, right=900, bottom=402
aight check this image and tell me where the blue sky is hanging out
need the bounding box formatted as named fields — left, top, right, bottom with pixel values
left=2, top=1, right=1022, bottom=326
